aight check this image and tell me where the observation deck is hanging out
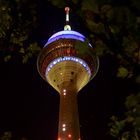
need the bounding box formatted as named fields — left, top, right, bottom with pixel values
left=37, top=30, right=99, bottom=93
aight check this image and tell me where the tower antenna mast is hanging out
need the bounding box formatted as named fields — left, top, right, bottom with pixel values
left=64, top=7, right=71, bottom=30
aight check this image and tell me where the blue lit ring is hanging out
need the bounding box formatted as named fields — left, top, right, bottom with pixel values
left=44, top=30, right=86, bottom=47
left=45, top=56, right=91, bottom=77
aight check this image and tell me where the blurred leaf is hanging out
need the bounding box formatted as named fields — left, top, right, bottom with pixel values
left=75, top=39, right=94, bottom=57
left=4, top=55, right=11, bottom=62
left=48, top=0, right=65, bottom=8
left=95, top=40, right=110, bottom=56
left=135, top=75, right=140, bottom=84
left=109, top=25, right=120, bottom=34
left=27, top=42, right=41, bottom=53
left=19, top=47, right=25, bottom=53
left=0, top=27, right=6, bottom=38
left=100, top=4, right=113, bottom=21
left=125, top=95, right=137, bottom=109
left=134, top=117, right=140, bottom=129
left=121, top=132, right=130, bottom=140
left=86, top=20, right=105, bottom=34
left=94, top=0, right=112, bottom=5
left=122, top=36, right=138, bottom=58
left=22, top=43, right=40, bottom=63
left=0, top=132, right=12, bottom=140
left=109, top=115, right=126, bottom=137
left=12, top=36, right=26, bottom=46
left=110, top=6, right=135, bottom=27
left=81, top=0, right=99, bottom=13
left=22, top=52, right=32, bottom=63
left=126, top=116, right=134, bottom=122
left=117, top=67, right=129, bottom=78
left=72, top=0, right=79, bottom=4
left=130, top=0, right=140, bottom=11
left=75, top=39, right=88, bottom=53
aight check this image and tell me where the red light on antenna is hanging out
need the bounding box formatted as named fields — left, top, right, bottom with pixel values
left=58, top=138, right=61, bottom=140
left=68, top=134, right=72, bottom=138
left=65, top=7, right=70, bottom=12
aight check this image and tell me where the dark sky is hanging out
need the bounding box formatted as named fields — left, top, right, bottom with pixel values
left=0, top=1, right=134, bottom=140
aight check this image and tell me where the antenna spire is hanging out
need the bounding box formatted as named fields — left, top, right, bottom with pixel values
left=64, top=7, right=71, bottom=30
left=65, top=7, right=70, bottom=23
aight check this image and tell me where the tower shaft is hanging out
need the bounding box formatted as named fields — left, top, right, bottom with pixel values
left=58, top=90, right=80, bottom=140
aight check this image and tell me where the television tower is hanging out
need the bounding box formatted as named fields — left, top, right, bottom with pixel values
left=37, top=7, right=99, bottom=140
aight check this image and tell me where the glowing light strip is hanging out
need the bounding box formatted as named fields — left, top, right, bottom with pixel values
left=66, top=14, right=69, bottom=21
left=49, top=31, right=85, bottom=40
left=44, top=30, right=85, bottom=46
left=45, top=56, right=91, bottom=77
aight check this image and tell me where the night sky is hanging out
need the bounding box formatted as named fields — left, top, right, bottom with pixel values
left=0, top=1, right=134, bottom=140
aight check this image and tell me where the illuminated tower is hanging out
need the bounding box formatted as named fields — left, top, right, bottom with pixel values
left=37, top=7, right=99, bottom=140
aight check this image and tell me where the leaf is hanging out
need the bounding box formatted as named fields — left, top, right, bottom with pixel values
left=75, top=39, right=93, bottom=57
left=86, top=20, right=105, bottom=33
left=4, top=55, right=11, bottom=62
left=81, top=0, right=99, bottom=13
left=135, top=75, right=140, bottom=84
left=72, top=0, right=79, bottom=4
left=125, top=95, right=137, bottom=109
left=122, top=36, right=138, bottom=58
left=10, top=34, right=28, bottom=46
left=117, top=66, right=129, bottom=78
left=0, top=27, right=6, bottom=38
left=130, top=0, right=140, bottom=11
left=94, top=0, right=112, bottom=5
left=109, top=25, right=120, bottom=34
left=27, top=42, right=41, bottom=54
left=48, top=0, right=65, bottom=8
left=1, top=132, right=12, bottom=140
left=109, top=116, right=126, bottom=137
left=125, top=93, right=140, bottom=121
left=19, top=47, right=25, bottom=53
left=100, top=4, right=113, bottom=20
left=22, top=52, right=32, bottom=63
left=95, top=40, right=110, bottom=56
left=134, top=117, right=140, bottom=129
left=121, top=132, right=130, bottom=140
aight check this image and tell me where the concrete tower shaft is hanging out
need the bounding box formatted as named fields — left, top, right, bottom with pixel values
left=58, top=90, right=80, bottom=140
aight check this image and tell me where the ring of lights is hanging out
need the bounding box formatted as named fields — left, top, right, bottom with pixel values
left=45, top=56, right=91, bottom=78
left=44, top=30, right=85, bottom=46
